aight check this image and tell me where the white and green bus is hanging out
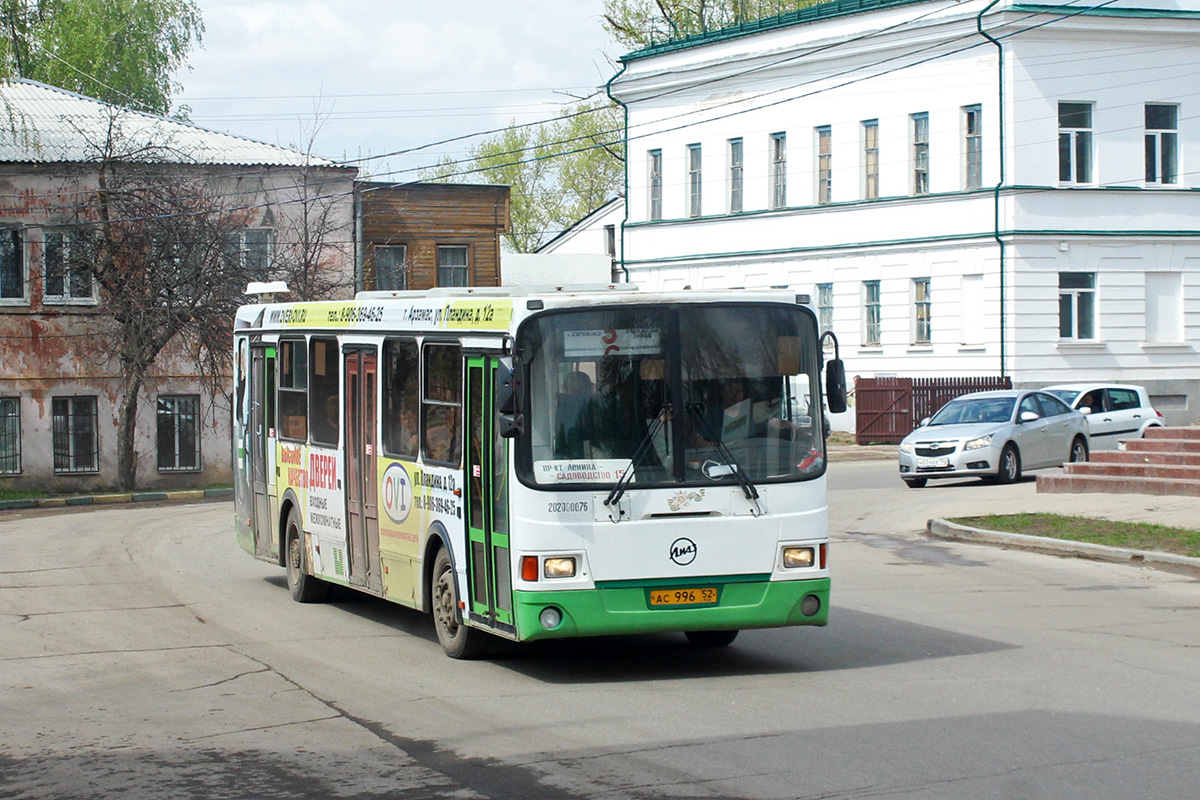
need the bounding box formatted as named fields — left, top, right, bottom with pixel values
left=233, top=285, right=847, bottom=658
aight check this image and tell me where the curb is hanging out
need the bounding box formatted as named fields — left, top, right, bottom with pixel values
left=927, top=518, right=1200, bottom=574
left=0, top=487, right=232, bottom=512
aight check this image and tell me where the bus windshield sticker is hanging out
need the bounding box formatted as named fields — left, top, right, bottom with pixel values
left=563, top=329, right=661, bottom=358
left=535, top=459, right=630, bottom=484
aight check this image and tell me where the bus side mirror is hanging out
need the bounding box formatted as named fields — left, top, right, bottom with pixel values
left=496, top=356, right=522, bottom=415
left=820, top=332, right=848, bottom=414
left=499, top=413, right=525, bottom=438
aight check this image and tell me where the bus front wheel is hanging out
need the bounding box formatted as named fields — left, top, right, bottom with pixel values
left=286, top=508, right=329, bottom=603
left=432, top=549, right=490, bottom=659
left=685, top=630, right=739, bottom=647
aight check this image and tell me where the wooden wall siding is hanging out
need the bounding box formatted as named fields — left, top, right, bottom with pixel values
left=359, top=183, right=511, bottom=290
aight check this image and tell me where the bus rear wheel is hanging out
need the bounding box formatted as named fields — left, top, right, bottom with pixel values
left=685, top=630, right=739, bottom=647
left=432, top=549, right=490, bottom=659
left=286, top=508, right=328, bottom=603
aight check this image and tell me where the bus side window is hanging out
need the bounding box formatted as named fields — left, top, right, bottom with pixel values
left=309, top=337, right=340, bottom=446
left=382, top=338, right=419, bottom=459
left=423, top=343, right=462, bottom=465
left=278, top=338, right=308, bottom=441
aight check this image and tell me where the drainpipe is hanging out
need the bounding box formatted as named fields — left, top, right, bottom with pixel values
left=353, top=186, right=364, bottom=294
left=978, top=0, right=1006, bottom=378
left=605, top=62, right=632, bottom=283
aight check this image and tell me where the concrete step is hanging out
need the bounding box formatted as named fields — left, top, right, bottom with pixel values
left=1063, top=462, right=1200, bottom=481
left=1091, top=450, right=1200, bottom=467
left=1038, top=473, right=1200, bottom=497
left=1122, top=438, right=1200, bottom=454
left=1145, top=426, right=1200, bottom=441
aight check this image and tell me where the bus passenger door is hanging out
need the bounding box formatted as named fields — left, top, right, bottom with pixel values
left=345, top=347, right=382, bottom=591
left=250, top=345, right=276, bottom=560
left=465, top=355, right=514, bottom=634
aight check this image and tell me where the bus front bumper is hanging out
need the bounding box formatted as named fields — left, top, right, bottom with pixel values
left=512, top=576, right=829, bottom=642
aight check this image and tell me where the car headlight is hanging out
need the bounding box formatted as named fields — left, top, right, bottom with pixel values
left=899, top=441, right=914, bottom=454
left=965, top=435, right=992, bottom=450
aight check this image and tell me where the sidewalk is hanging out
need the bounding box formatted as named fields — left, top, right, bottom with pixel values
left=0, top=487, right=232, bottom=512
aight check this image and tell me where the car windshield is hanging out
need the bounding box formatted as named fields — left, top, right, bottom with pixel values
left=1046, top=388, right=1080, bottom=404
left=928, top=397, right=1015, bottom=426
left=516, top=303, right=825, bottom=489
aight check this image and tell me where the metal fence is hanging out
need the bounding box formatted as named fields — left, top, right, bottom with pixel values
left=854, top=376, right=1012, bottom=444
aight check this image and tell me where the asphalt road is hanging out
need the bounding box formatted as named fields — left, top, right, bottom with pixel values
left=2, top=473, right=1198, bottom=799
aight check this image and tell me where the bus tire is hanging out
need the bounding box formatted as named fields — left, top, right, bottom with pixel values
left=286, top=507, right=329, bottom=603
left=685, top=630, right=739, bottom=647
left=432, top=548, right=490, bottom=659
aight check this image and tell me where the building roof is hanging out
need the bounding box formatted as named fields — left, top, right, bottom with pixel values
left=0, top=79, right=344, bottom=168
left=619, top=0, right=930, bottom=62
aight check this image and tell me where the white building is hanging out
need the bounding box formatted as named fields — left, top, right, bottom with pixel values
left=607, top=0, right=1200, bottom=424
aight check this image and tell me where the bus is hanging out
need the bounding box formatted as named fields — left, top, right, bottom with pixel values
left=232, top=285, right=847, bottom=658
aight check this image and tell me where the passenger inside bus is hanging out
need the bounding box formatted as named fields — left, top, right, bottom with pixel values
left=554, top=370, right=594, bottom=458
left=425, top=406, right=461, bottom=464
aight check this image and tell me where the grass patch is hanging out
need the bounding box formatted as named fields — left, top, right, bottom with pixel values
left=949, top=514, right=1200, bottom=559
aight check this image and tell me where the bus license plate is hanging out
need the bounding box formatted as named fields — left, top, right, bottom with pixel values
left=649, top=587, right=717, bottom=606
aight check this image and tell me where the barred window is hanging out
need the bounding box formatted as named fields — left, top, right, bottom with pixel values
left=0, top=397, right=19, bottom=474
left=52, top=396, right=99, bottom=474
left=157, top=395, right=200, bottom=472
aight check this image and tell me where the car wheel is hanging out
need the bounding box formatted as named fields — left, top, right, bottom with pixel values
left=1069, top=436, right=1089, bottom=463
left=431, top=548, right=490, bottom=659
left=996, top=444, right=1021, bottom=485
left=904, top=478, right=927, bottom=489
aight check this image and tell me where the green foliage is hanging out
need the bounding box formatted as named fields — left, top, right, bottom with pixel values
left=424, top=101, right=624, bottom=253
left=949, top=514, right=1200, bottom=558
left=0, top=0, right=202, bottom=116
left=603, top=0, right=827, bottom=49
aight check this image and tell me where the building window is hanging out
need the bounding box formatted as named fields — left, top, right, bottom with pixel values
left=728, top=138, right=743, bottom=214
left=1, top=229, right=24, bottom=301
left=0, top=397, right=19, bottom=474
left=1145, top=272, right=1183, bottom=343
left=437, top=245, right=469, bottom=287
left=816, top=126, right=832, bottom=205
left=912, top=112, right=929, bottom=195
left=157, top=395, right=200, bottom=472
left=52, top=396, right=99, bottom=474
left=1058, top=102, right=1093, bottom=184
left=648, top=149, right=663, bottom=221
left=817, top=283, right=833, bottom=332
left=863, top=280, right=881, bottom=346
left=225, top=229, right=275, bottom=279
left=862, top=120, right=879, bottom=200
left=770, top=132, right=787, bottom=209
left=1145, top=104, right=1178, bottom=185
left=44, top=230, right=95, bottom=303
left=687, top=143, right=702, bottom=218
left=374, top=244, right=407, bottom=291
left=913, top=278, right=932, bottom=345
left=964, top=105, right=982, bottom=190
left=1059, top=272, right=1095, bottom=340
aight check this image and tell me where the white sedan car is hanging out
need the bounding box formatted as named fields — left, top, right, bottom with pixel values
left=1042, top=383, right=1163, bottom=450
left=898, top=390, right=1089, bottom=488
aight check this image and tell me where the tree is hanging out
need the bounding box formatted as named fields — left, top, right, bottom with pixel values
left=0, top=0, right=202, bottom=115
left=424, top=100, right=624, bottom=253
left=603, top=0, right=825, bottom=49
left=62, top=108, right=352, bottom=489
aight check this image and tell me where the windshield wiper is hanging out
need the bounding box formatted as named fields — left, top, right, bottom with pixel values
left=604, top=404, right=673, bottom=511
left=685, top=402, right=762, bottom=515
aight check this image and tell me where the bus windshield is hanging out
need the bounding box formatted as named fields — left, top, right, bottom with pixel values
left=518, top=303, right=825, bottom=489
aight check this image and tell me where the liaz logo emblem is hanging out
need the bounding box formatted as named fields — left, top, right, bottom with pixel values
left=382, top=462, right=413, bottom=524
left=669, top=537, right=697, bottom=566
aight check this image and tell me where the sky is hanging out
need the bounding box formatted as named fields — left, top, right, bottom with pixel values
left=174, top=1, right=623, bottom=182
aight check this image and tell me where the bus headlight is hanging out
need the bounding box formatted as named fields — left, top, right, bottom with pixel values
left=543, top=557, right=576, bottom=579
left=782, top=546, right=815, bottom=568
